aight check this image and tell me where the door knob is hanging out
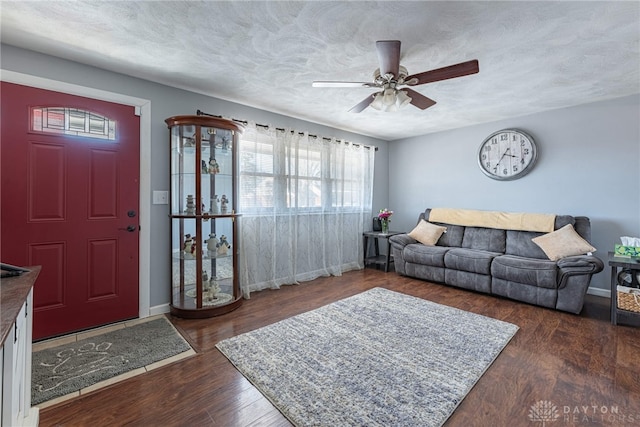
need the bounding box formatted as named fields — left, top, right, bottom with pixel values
left=119, top=225, right=137, bottom=232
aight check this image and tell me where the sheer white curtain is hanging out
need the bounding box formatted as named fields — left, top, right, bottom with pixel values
left=238, top=123, right=374, bottom=297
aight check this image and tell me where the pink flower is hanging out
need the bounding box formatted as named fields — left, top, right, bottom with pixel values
left=378, top=209, right=393, bottom=220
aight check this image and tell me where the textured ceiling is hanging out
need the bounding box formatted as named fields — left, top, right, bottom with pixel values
left=1, top=1, right=639, bottom=140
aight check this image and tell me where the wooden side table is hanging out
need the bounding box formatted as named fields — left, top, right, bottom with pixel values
left=608, top=252, right=640, bottom=326
left=363, top=231, right=402, bottom=273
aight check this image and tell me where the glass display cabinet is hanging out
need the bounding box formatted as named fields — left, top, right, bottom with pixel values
left=165, top=115, right=243, bottom=318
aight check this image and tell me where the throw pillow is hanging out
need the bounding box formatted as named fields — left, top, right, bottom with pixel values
left=408, top=220, right=447, bottom=246
left=531, top=224, right=596, bottom=261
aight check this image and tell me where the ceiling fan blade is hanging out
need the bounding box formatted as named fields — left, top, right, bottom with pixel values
left=348, top=94, right=376, bottom=113
left=312, top=81, right=378, bottom=88
left=405, top=59, right=479, bottom=86
left=403, top=88, right=437, bottom=110
left=376, top=40, right=401, bottom=77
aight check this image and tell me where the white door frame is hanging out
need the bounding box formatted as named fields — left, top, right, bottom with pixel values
left=0, top=69, right=152, bottom=320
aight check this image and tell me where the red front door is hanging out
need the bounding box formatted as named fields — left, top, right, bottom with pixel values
left=1, top=82, right=140, bottom=340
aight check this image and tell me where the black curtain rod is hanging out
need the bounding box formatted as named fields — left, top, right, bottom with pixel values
left=196, top=109, right=378, bottom=151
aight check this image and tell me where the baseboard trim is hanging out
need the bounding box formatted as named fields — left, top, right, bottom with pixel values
left=587, top=286, right=610, bottom=299
left=24, top=407, right=39, bottom=427
left=150, top=303, right=171, bottom=316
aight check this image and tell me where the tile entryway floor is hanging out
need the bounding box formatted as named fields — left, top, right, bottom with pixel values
left=32, top=315, right=196, bottom=409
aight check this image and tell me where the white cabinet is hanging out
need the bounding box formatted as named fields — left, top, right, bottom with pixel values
left=1, top=288, right=38, bottom=427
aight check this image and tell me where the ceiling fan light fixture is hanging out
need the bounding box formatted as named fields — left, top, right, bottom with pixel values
left=370, top=92, right=385, bottom=110
left=396, top=90, right=412, bottom=108
left=369, top=88, right=411, bottom=112
left=382, top=88, right=396, bottom=106
left=385, top=102, right=399, bottom=112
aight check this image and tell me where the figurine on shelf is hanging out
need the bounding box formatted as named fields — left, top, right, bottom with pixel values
left=185, top=195, right=195, bottom=215
left=190, top=236, right=198, bottom=259
left=205, top=233, right=219, bottom=257
left=202, top=199, right=208, bottom=221
left=221, top=135, right=229, bottom=151
left=220, top=194, right=229, bottom=214
left=209, top=195, right=219, bottom=215
left=201, top=160, right=208, bottom=174
left=210, top=280, right=220, bottom=296
left=183, top=234, right=194, bottom=258
left=203, top=282, right=219, bottom=302
left=208, top=157, right=220, bottom=174
left=203, top=290, right=214, bottom=302
left=202, top=271, right=209, bottom=289
left=217, top=235, right=231, bottom=256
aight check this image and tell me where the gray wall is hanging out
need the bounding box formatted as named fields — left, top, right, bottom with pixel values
left=0, top=44, right=389, bottom=307
left=389, top=94, right=640, bottom=291
left=3, top=43, right=637, bottom=297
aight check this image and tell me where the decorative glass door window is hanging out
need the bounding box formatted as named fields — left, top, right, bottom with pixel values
left=31, top=107, right=116, bottom=140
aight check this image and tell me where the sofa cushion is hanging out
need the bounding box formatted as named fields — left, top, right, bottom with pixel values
left=491, top=278, right=557, bottom=309
left=425, top=209, right=464, bottom=247
left=573, top=217, right=591, bottom=241
left=445, top=269, right=492, bottom=293
left=506, top=230, right=548, bottom=259
left=408, top=220, right=447, bottom=246
left=531, top=224, right=596, bottom=261
left=403, top=244, right=449, bottom=267
left=444, top=248, right=500, bottom=275
left=462, top=227, right=506, bottom=253
left=435, top=223, right=464, bottom=247
left=554, top=215, right=576, bottom=230
left=491, top=255, right=558, bottom=289
left=505, top=216, right=581, bottom=258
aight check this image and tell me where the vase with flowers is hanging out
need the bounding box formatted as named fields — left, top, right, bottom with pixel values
left=378, top=208, right=393, bottom=234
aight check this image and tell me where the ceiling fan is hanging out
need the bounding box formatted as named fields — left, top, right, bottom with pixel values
left=312, top=40, right=479, bottom=113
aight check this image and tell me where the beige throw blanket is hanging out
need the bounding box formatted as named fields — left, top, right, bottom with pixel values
left=429, top=208, right=556, bottom=233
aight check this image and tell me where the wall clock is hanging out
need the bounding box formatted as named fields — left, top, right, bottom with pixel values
left=477, top=129, right=537, bottom=180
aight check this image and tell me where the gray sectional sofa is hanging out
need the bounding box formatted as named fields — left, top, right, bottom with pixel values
left=389, top=208, right=604, bottom=314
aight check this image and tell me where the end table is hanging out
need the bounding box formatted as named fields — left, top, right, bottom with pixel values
left=363, top=231, right=402, bottom=273
left=608, top=251, right=640, bottom=326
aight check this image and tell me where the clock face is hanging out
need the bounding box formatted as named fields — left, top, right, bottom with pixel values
left=478, top=129, right=537, bottom=180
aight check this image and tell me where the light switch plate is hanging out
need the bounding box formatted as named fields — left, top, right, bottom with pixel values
left=152, top=190, right=169, bottom=205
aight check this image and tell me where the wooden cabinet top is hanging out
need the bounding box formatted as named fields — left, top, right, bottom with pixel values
left=1, top=266, right=40, bottom=346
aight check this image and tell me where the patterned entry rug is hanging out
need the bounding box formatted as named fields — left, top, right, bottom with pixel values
left=216, top=287, right=519, bottom=427
left=32, top=316, right=193, bottom=405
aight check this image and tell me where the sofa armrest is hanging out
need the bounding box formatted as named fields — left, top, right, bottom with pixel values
left=389, top=234, right=417, bottom=250
left=556, top=255, right=604, bottom=288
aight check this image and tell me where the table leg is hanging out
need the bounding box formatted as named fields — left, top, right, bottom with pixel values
left=363, top=235, right=369, bottom=265
left=384, top=238, right=392, bottom=273
left=610, top=265, right=617, bottom=325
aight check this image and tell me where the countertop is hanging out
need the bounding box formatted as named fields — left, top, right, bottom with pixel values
left=1, top=266, right=40, bottom=347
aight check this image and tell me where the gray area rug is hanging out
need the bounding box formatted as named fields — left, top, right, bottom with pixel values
left=216, top=287, right=519, bottom=427
left=32, top=317, right=192, bottom=405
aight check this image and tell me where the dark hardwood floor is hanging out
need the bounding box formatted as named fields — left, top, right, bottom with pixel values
left=39, top=269, right=640, bottom=426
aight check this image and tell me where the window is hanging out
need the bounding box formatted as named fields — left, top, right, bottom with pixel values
left=239, top=137, right=275, bottom=210
left=31, top=107, right=116, bottom=140
left=239, top=127, right=373, bottom=214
